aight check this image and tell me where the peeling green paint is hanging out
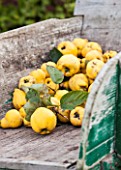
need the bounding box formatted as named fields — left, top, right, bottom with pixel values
left=115, top=61, right=121, bottom=155
left=78, top=58, right=121, bottom=169
left=87, top=112, right=115, bottom=152
left=85, top=137, right=114, bottom=166
left=79, top=143, right=83, bottom=159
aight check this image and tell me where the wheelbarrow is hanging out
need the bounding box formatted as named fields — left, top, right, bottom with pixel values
left=0, top=0, right=121, bottom=169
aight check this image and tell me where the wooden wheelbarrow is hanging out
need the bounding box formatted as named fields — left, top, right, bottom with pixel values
left=0, top=0, right=121, bottom=169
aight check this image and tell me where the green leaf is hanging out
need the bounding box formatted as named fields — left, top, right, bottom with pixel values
left=26, top=89, right=39, bottom=101
left=42, top=93, right=52, bottom=106
left=60, top=90, right=88, bottom=110
left=49, top=47, right=62, bottom=63
left=46, top=65, right=64, bottom=84
left=30, top=84, right=49, bottom=94
left=5, top=98, right=12, bottom=104
left=24, top=101, right=39, bottom=121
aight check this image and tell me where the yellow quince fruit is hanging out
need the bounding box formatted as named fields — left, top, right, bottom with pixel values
left=81, top=42, right=102, bottom=57
left=45, top=77, right=59, bottom=94
left=29, top=69, right=46, bottom=83
left=19, top=107, right=26, bottom=118
left=86, top=59, right=104, bottom=79
left=88, top=83, right=93, bottom=93
left=57, top=54, right=80, bottom=77
left=85, top=50, right=103, bottom=61
left=70, top=106, right=84, bottom=126
left=103, top=50, right=117, bottom=63
left=57, top=41, right=78, bottom=56
left=31, top=107, right=57, bottom=135
left=0, top=109, right=23, bottom=128
left=12, top=88, right=26, bottom=110
left=57, top=107, right=70, bottom=123
left=72, top=38, right=88, bottom=56
left=18, top=75, right=36, bottom=89
left=41, top=61, right=57, bottom=77
left=54, top=90, right=68, bottom=101
left=69, top=73, right=88, bottom=91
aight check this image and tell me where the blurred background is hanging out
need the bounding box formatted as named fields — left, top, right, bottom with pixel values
left=0, top=0, right=75, bottom=33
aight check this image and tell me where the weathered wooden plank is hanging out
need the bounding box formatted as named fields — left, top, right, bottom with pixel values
left=0, top=124, right=80, bottom=169
left=74, top=0, right=121, bottom=52
left=0, top=158, right=67, bottom=170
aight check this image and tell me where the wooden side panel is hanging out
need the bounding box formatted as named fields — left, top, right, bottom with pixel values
left=74, top=0, right=121, bottom=51
left=77, top=53, right=121, bottom=169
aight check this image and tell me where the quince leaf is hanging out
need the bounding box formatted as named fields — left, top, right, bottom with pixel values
left=46, top=65, right=64, bottom=84
left=26, top=89, right=39, bottom=101
left=42, top=93, right=52, bottom=106
left=49, top=47, right=62, bottom=63
left=24, top=100, right=41, bottom=121
left=30, top=84, right=49, bottom=94
left=60, top=90, right=88, bottom=110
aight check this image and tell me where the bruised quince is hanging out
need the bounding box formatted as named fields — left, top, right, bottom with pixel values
left=41, top=61, right=57, bottom=77
left=103, top=50, right=117, bottom=63
left=31, top=107, right=57, bottom=135
left=13, top=88, right=26, bottom=110
left=57, top=41, right=78, bottom=56
left=81, top=42, right=102, bottom=57
left=70, top=106, right=84, bottom=127
left=86, top=59, right=104, bottom=79
left=19, top=75, right=36, bottom=89
left=69, top=73, right=88, bottom=91
left=29, top=69, right=46, bottom=83
left=72, top=38, right=88, bottom=56
left=57, top=54, right=80, bottom=77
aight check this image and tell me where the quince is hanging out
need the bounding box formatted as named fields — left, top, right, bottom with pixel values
left=54, top=90, right=68, bottom=101
left=72, top=38, right=88, bottom=56
left=85, top=50, right=103, bottom=61
left=69, top=73, right=88, bottom=91
left=29, top=69, right=46, bottom=83
left=0, top=109, right=23, bottom=128
left=19, top=75, right=36, bottom=89
left=57, top=54, right=80, bottom=77
left=86, top=59, right=104, bottom=79
left=70, top=106, right=84, bottom=126
left=81, top=42, right=102, bottom=57
left=88, top=83, right=93, bottom=93
left=57, top=107, right=70, bottom=123
left=31, top=107, right=57, bottom=135
left=41, top=61, right=57, bottom=77
left=103, top=50, right=117, bottom=63
left=45, top=77, right=59, bottom=94
left=13, top=88, right=26, bottom=110
left=57, top=41, right=78, bottom=56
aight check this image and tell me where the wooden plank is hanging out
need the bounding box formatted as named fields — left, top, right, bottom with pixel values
left=74, top=0, right=121, bottom=52
left=0, top=124, right=80, bottom=169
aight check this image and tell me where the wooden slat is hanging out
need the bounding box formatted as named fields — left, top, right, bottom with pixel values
left=74, top=0, right=121, bottom=52
left=0, top=125, right=80, bottom=169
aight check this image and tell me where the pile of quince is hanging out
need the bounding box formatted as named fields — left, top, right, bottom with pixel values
left=0, top=38, right=117, bottom=135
